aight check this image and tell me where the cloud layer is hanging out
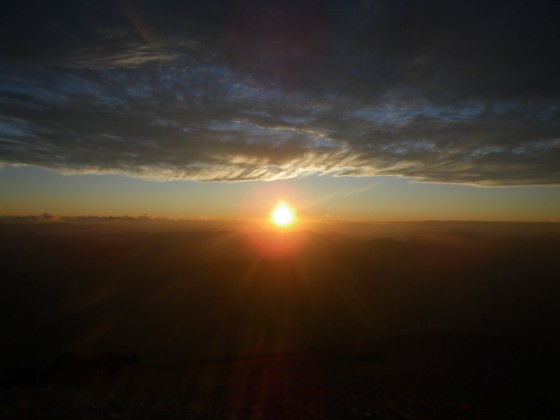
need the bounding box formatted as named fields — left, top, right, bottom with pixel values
left=1, top=0, right=559, bottom=185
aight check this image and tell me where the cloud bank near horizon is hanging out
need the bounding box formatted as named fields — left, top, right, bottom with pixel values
left=1, top=0, right=559, bottom=185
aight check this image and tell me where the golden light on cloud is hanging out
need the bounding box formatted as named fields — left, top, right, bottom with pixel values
left=271, top=200, right=296, bottom=227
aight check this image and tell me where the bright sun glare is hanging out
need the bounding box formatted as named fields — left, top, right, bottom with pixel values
left=271, top=201, right=296, bottom=227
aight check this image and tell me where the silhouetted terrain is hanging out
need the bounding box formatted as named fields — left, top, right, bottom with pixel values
left=1, top=221, right=559, bottom=418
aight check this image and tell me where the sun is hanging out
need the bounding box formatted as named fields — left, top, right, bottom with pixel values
left=271, top=200, right=296, bottom=227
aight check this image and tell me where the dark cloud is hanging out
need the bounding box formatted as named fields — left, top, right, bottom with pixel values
left=0, top=0, right=559, bottom=185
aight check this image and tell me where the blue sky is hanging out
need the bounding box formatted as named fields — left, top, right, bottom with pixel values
left=2, top=165, right=558, bottom=221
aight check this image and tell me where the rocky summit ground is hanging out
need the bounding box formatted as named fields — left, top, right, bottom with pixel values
left=2, top=335, right=559, bottom=419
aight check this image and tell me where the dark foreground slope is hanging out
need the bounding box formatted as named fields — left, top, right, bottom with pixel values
left=1, top=225, right=559, bottom=418
left=2, top=335, right=559, bottom=419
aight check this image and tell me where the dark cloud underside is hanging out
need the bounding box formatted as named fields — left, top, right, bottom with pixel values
left=0, top=0, right=559, bottom=185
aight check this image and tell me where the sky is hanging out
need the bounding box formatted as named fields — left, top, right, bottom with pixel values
left=1, top=0, right=559, bottom=221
